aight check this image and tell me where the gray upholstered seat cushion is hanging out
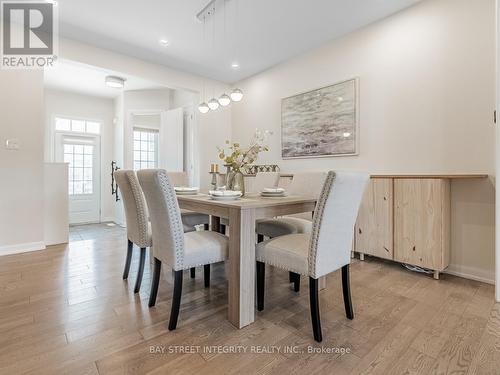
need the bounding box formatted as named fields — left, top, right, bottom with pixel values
left=255, top=218, right=298, bottom=238
left=183, top=231, right=228, bottom=269
left=256, top=217, right=313, bottom=237
left=256, top=234, right=310, bottom=275
left=181, top=209, right=209, bottom=228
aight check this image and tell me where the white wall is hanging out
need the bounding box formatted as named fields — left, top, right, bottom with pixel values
left=60, top=38, right=232, bottom=190
left=232, top=0, right=496, bottom=282
left=0, top=70, right=45, bottom=254
left=44, top=89, right=116, bottom=222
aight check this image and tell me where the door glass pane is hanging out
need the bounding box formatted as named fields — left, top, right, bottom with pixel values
left=64, top=142, right=93, bottom=195
left=74, top=145, right=84, bottom=154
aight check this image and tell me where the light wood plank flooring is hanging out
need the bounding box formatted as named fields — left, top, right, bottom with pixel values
left=0, top=223, right=498, bottom=375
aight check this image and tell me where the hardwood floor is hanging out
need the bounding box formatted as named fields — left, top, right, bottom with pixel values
left=0, top=223, right=498, bottom=374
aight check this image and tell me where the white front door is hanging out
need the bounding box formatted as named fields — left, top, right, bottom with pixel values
left=56, top=133, right=101, bottom=224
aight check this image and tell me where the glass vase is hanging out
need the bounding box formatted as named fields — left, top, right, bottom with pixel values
left=227, top=168, right=245, bottom=196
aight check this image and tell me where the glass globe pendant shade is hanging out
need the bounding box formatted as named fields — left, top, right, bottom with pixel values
left=230, top=88, right=243, bottom=102
left=198, top=102, right=209, bottom=114
left=218, top=93, right=231, bottom=107
left=208, top=98, right=220, bottom=111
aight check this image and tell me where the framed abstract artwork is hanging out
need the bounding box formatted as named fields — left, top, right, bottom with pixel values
left=281, top=78, right=359, bottom=158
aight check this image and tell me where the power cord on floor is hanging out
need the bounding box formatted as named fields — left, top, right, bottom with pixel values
left=402, top=263, right=434, bottom=274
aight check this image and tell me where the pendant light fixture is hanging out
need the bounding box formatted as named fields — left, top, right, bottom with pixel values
left=218, top=93, right=231, bottom=106
left=230, top=88, right=243, bottom=102
left=198, top=102, right=210, bottom=113
left=196, top=0, right=244, bottom=114
left=229, top=0, right=243, bottom=103
left=207, top=6, right=219, bottom=111
left=198, top=14, right=210, bottom=113
left=208, top=98, right=220, bottom=110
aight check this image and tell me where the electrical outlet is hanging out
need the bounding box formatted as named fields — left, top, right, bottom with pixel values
left=5, top=139, right=20, bottom=150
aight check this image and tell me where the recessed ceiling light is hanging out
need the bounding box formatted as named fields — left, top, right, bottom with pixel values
left=231, top=62, right=240, bottom=69
left=105, top=75, right=126, bottom=89
left=159, top=39, right=169, bottom=47
left=45, top=0, right=57, bottom=5
left=343, top=132, right=351, bottom=138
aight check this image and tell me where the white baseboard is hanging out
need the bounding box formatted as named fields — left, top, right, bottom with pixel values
left=0, top=241, right=46, bottom=256
left=444, top=264, right=495, bottom=285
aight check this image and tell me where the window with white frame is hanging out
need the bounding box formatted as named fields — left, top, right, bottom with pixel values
left=133, top=128, right=159, bottom=170
left=55, top=117, right=101, bottom=134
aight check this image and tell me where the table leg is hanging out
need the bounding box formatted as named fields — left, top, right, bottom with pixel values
left=228, top=208, right=256, bottom=328
left=319, top=276, right=327, bottom=290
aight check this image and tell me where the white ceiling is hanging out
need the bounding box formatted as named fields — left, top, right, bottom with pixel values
left=44, top=60, right=165, bottom=98
left=57, top=0, right=421, bottom=83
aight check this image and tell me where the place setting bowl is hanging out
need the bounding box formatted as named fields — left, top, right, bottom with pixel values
left=208, top=189, right=243, bottom=201
left=174, top=187, right=200, bottom=195
left=260, top=187, right=287, bottom=198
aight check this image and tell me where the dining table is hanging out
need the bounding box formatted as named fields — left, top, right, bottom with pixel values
left=177, top=192, right=317, bottom=329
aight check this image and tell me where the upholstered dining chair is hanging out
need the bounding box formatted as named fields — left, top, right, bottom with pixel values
left=166, top=171, right=211, bottom=280
left=256, top=171, right=327, bottom=291
left=138, top=169, right=229, bottom=330
left=114, top=170, right=152, bottom=294
left=255, top=171, right=369, bottom=342
left=219, top=171, right=281, bottom=234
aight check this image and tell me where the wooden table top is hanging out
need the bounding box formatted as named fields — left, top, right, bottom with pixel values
left=177, top=193, right=317, bottom=211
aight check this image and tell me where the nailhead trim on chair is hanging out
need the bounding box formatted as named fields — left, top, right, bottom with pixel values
left=308, top=171, right=336, bottom=279
left=157, top=170, right=186, bottom=270
left=254, top=255, right=306, bottom=276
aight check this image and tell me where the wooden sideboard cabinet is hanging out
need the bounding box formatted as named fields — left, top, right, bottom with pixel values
left=355, top=178, right=393, bottom=260
left=354, top=175, right=486, bottom=279
left=393, top=178, right=450, bottom=275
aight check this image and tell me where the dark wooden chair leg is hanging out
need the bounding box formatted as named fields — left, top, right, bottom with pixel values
left=123, top=240, right=133, bottom=280
left=342, top=264, right=354, bottom=320
left=168, top=270, right=183, bottom=331
left=257, top=234, right=264, bottom=243
left=220, top=224, right=226, bottom=235
left=289, top=271, right=294, bottom=283
left=134, top=247, right=146, bottom=293
left=190, top=268, right=196, bottom=278
left=293, top=274, right=301, bottom=292
left=204, top=223, right=209, bottom=231
left=256, top=261, right=265, bottom=311
left=148, top=258, right=162, bottom=307
left=204, top=264, right=210, bottom=287
left=309, top=277, right=322, bottom=342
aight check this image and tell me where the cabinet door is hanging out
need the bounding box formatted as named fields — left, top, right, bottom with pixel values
left=355, top=178, right=393, bottom=260
left=394, top=179, right=450, bottom=270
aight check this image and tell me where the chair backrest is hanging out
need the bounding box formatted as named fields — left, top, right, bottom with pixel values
left=308, top=171, right=369, bottom=279
left=251, top=172, right=280, bottom=193
left=113, top=170, right=150, bottom=247
left=137, top=169, right=185, bottom=270
left=288, top=172, right=328, bottom=197
left=167, top=171, right=189, bottom=187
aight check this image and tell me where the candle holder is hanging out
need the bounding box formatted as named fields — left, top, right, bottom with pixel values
left=209, top=163, right=220, bottom=190
left=209, top=171, right=219, bottom=190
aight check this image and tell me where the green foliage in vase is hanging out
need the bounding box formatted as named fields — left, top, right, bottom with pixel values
left=217, top=129, right=272, bottom=171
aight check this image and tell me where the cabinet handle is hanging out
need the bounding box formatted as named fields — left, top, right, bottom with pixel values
left=384, top=247, right=389, bottom=252
left=412, top=246, right=416, bottom=251
left=358, top=228, right=362, bottom=234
